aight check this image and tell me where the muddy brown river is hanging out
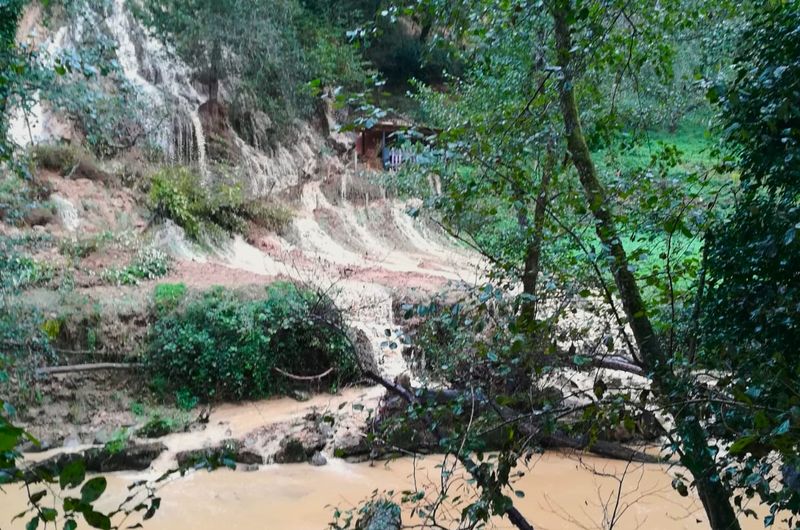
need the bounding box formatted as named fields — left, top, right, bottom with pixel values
left=1, top=452, right=766, bottom=529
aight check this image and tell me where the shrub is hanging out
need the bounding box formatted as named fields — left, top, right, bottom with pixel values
left=153, top=282, right=187, bottom=314
left=59, top=232, right=113, bottom=260
left=242, top=200, right=294, bottom=235
left=0, top=238, right=53, bottom=291
left=145, top=283, right=360, bottom=402
left=148, top=166, right=294, bottom=239
left=31, top=143, right=110, bottom=182
left=0, top=173, right=52, bottom=226
left=103, top=248, right=171, bottom=286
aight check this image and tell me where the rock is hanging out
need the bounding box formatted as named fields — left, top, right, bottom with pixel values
left=239, top=463, right=260, bottom=472
left=24, top=207, right=55, bottom=227
left=355, top=499, right=401, bottom=530
left=318, top=421, right=334, bottom=438
left=274, top=439, right=307, bottom=464
left=51, top=194, right=80, bottom=231
left=176, top=439, right=264, bottom=468
left=274, top=430, right=326, bottom=464
left=25, top=442, right=167, bottom=480
left=20, top=438, right=53, bottom=453
left=62, top=433, right=82, bottom=449
left=93, top=429, right=112, bottom=445
left=310, top=451, right=327, bottom=466
left=291, top=390, right=311, bottom=402
left=348, top=326, right=379, bottom=375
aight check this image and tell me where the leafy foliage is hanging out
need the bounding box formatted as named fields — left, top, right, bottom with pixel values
left=701, top=3, right=800, bottom=520
left=145, top=283, right=360, bottom=402
left=148, top=166, right=293, bottom=240
left=102, top=247, right=171, bottom=286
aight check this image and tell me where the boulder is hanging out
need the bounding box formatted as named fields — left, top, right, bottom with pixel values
left=176, top=439, right=263, bottom=468
left=24, top=441, right=167, bottom=480
left=273, top=430, right=326, bottom=464
left=23, top=207, right=55, bottom=227
left=348, top=326, right=378, bottom=375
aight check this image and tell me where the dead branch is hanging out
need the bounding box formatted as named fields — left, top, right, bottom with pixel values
left=35, top=363, right=142, bottom=376
left=273, top=366, right=334, bottom=381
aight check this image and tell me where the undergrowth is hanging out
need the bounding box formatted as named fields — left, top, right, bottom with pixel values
left=148, top=166, right=294, bottom=241
left=103, top=247, right=171, bottom=286
left=145, top=282, right=360, bottom=402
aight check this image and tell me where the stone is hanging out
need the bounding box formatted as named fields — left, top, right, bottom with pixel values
left=291, top=390, right=311, bottom=402
left=310, top=451, right=327, bottom=466
left=62, top=433, right=82, bottom=449
left=24, top=207, right=55, bottom=227
left=26, top=442, right=168, bottom=479
left=176, top=439, right=264, bottom=468
left=274, top=429, right=326, bottom=464
left=93, top=429, right=112, bottom=445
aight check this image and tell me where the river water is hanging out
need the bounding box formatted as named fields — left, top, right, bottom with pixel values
left=1, top=451, right=766, bottom=530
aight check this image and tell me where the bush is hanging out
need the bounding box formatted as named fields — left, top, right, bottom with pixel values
left=242, top=200, right=294, bottom=235
left=0, top=238, right=53, bottom=291
left=59, top=232, right=113, bottom=260
left=153, top=282, right=187, bottom=314
left=148, top=166, right=294, bottom=239
left=31, top=143, right=110, bottom=182
left=145, top=283, right=360, bottom=402
left=103, top=248, right=171, bottom=286
left=0, top=173, right=52, bottom=226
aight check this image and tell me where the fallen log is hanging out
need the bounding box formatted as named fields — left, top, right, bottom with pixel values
left=273, top=366, right=334, bottom=381
left=543, top=432, right=662, bottom=464
left=36, top=363, right=142, bottom=376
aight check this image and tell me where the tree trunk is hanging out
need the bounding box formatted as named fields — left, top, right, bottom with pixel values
left=551, top=6, right=741, bottom=530
left=519, top=146, right=554, bottom=321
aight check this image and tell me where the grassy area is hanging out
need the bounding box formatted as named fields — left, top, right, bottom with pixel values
left=596, top=122, right=719, bottom=180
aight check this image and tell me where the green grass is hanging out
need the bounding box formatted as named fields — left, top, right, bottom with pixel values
left=597, top=122, right=717, bottom=175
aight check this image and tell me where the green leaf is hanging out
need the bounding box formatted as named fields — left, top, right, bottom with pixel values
left=63, top=520, right=77, bottom=530
left=26, top=516, right=39, bottom=530
left=82, top=510, right=111, bottom=530
left=41, top=508, right=57, bottom=522
left=0, top=424, right=24, bottom=451
left=80, top=477, right=107, bottom=503
left=28, top=490, right=47, bottom=505
left=728, top=435, right=757, bottom=455
left=514, top=490, right=525, bottom=498
left=59, top=460, right=86, bottom=490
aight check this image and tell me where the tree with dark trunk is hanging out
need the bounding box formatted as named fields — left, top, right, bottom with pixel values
left=551, top=5, right=740, bottom=529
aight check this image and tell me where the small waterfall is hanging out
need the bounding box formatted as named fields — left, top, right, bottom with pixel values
left=188, top=110, right=207, bottom=177
left=108, top=0, right=207, bottom=173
